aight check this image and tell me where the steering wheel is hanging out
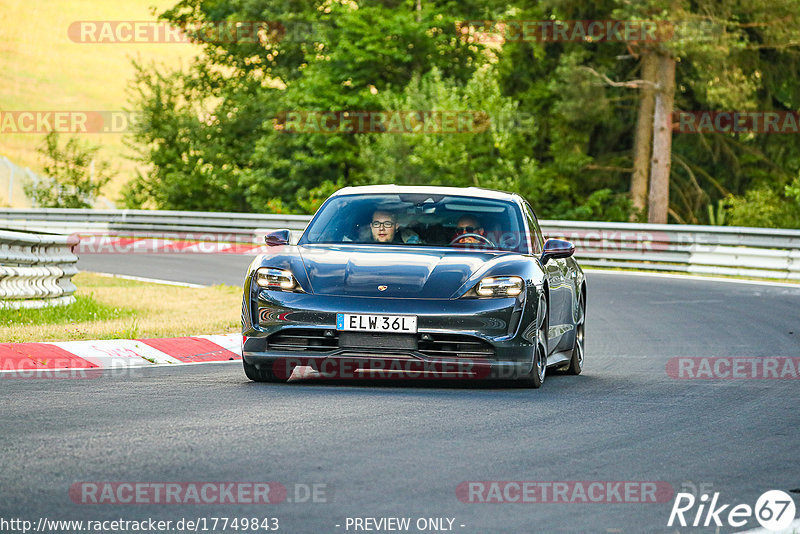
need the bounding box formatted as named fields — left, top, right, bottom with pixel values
left=449, top=233, right=495, bottom=247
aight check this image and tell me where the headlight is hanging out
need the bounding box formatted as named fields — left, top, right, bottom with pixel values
left=476, top=276, right=524, bottom=297
left=255, top=267, right=302, bottom=292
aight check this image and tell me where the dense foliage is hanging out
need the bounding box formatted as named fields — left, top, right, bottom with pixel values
left=26, top=132, right=113, bottom=208
left=124, top=0, right=800, bottom=227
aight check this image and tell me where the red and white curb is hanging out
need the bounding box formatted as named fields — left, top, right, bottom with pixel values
left=0, top=334, right=242, bottom=374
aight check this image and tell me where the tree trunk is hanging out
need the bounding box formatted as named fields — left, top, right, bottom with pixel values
left=647, top=53, right=676, bottom=224
left=630, top=52, right=657, bottom=220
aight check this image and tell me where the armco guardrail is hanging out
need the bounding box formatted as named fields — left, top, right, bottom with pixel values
left=0, top=229, right=80, bottom=309
left=540, top=221, right=800, bottom=280
left=0, top=209, right=798, bottom=281
left=0, top=208, right=311, bottom=236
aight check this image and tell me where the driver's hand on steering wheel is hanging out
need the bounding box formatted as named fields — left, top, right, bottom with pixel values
left=450, top=216, right=495, bottom=247
left=449, top=230, right=495, bottom=248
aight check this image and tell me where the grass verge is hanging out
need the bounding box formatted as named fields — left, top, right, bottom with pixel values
left=0, top=0, right=197, bottom=207
left=0, top=294, right=133, bottom=327
left=0, top=272, right=240, bottom=342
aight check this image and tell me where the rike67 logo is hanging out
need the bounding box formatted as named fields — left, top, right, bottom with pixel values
left=667, top=489, right=796, bottom=531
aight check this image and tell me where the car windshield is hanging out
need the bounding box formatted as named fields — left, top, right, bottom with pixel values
left=300, top=193, right=528, bottom=253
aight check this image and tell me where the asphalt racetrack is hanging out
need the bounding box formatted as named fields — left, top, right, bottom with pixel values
left=1, top=254, right=798, bottom=533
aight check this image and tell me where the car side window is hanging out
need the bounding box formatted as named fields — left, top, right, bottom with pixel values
left=523, top=202, right=544, bottom=254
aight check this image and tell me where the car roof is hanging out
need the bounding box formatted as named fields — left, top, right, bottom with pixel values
left=331, top=184, right=523, bottom=203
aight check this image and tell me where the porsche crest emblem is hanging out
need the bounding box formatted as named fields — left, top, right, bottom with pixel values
left=378, top=285, right=388, bottom=291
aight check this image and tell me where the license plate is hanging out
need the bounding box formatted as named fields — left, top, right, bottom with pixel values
left=336, top=313, right=418, bottom=333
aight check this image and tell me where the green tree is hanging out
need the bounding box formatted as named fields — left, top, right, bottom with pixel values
left=125, top=0, right=800, bottom=229
left=612, top=0, right=800, bottom=223
left=126, top=0, right=489, bottom=213
left=356, top=67, right=524, bottom=191
left=725, top=174, right=800, bottom=228
left=493, top=0, right=800, bottom=225
left=122, top=59, right=266, bottom=211
left=26, top=132, right=113, bottom=208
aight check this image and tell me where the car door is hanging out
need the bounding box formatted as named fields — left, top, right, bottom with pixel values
left=522, top=201, right=569, bottom=354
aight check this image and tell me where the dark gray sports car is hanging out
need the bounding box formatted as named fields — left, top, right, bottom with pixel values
left=241, top=185, right=585, bottom=388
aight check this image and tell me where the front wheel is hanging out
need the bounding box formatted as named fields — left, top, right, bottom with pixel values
left=243, top=359, right=286, bottom=383
left=518, top=295, right=547, bottom=388
left=563, top=290, right=585, bottom=375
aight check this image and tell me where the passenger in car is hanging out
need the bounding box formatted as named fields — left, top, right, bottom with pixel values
left=367, top=209, right=420, bottom=244
left=370, top=209, right=398, bottom=243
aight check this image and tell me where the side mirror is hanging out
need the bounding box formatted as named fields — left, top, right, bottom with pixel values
left=264, top=229, right=291, bottom=246
left=540, top=238, right=575, bottom=265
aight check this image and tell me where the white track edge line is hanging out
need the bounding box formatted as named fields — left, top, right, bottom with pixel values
left=87, top=272, right=207, bottom=288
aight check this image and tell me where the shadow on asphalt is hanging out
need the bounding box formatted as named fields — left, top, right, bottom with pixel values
left=238, top=372, right=599, bottom=392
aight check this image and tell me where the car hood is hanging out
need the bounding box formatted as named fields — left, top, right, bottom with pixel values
left=298, top=245, right=506, bottom=298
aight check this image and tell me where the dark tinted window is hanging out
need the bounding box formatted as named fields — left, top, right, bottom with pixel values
left=300, top=193, right=529, bottom=253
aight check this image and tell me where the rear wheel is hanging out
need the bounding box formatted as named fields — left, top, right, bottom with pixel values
left=563, top=290, right=585, bottom=375
left=519, top=295, right=548, bottom=388
left=243, top=359, right=285, bottom=383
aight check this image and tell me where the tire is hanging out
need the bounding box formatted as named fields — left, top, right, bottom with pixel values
left=564, top=289, right=585, bottom=375
left=243, top=359, right=285, bottom=383
left=519, top=294, right=548, bottom=388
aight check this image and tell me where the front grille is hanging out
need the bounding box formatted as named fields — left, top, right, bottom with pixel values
left=417, top=334, right=495, bottom=359
left=339, top=332, right=417, bottom=350
left=266, top=329, right=495, bottom=358
left=267, top=329, right=338, bottom=352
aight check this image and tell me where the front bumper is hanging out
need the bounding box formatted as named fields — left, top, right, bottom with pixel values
left=242, top=287, right=539, bottom=380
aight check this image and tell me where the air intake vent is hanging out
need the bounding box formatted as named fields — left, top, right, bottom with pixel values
left=417, top=334, right=494, bottom=358
left=268, top=329, right=338, bottom=352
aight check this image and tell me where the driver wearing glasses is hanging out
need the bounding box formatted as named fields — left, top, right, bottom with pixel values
left=452, top=215, right=486, bottom=245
